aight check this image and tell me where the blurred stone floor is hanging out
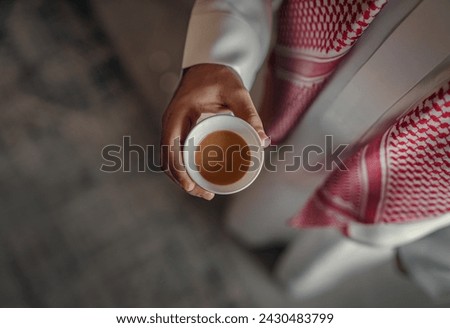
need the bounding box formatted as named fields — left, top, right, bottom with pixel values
left=0, top=0, right=261, bottom=307
left=0, top=0, right=448, bottom=308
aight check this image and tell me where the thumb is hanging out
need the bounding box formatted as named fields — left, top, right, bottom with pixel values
left=243, top=111, right=271, bottom=148
left=231, top=92, right=271, bottom=148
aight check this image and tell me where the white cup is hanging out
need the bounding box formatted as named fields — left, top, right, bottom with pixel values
left=183, top=114, right=264, bottom=194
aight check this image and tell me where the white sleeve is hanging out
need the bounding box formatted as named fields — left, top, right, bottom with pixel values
left=182, top=0, right=273, bottom=90
left=398, top=225, right=450, bottom=303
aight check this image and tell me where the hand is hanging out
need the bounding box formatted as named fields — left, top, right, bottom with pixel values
left=161, top=64, right=270, bottom=200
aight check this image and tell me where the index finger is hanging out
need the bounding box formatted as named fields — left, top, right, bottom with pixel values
left=161, top=112, right=215, bottom=200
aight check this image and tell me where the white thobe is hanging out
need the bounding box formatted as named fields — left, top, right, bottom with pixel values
left=183, top=0, right=450, bottom=302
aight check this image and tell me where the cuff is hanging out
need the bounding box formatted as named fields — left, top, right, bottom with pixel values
left=182, top=12, right=264, bottom=90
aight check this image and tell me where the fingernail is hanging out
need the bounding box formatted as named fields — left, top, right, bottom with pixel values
left=184, top=182, right=195, bottom=192
left=203, top=193, right=215, bottom=201
left=262, top=136, right=271, bottom=148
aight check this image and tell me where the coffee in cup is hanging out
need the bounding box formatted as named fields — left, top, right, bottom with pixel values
left=183, top=114, right=263, bottom=194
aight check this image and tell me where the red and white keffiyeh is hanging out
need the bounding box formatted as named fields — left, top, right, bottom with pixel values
left=267, top=0, right=450, bottom=228
left=291, top=83, right=450, bottom=229
left=267, top=0, right=388, bottom=143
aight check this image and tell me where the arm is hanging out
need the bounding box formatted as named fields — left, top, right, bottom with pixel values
left=161, top=0, right=272, bottom=200
left=183, top=0, right=273, bottom=90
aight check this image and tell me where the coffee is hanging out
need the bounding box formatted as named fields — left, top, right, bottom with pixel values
left=195, top=130, right=251, bottom=185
